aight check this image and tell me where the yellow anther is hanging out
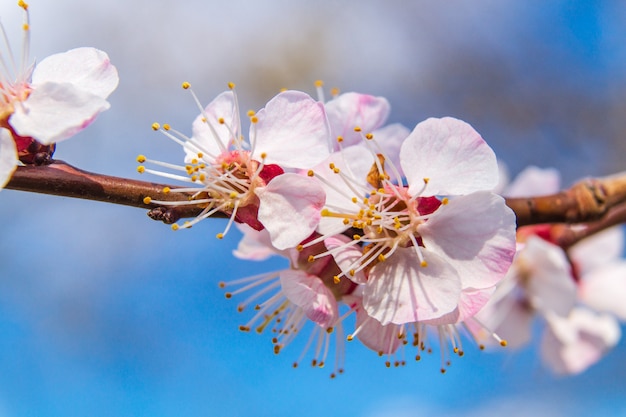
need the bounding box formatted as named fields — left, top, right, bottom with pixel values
left=336, top=136, right=343, bottom=143
left=247, top=110, right=255, bottom=117
left=500, top=340, right=508, bottom=347
left=197, top=152, right=203, bottom=158
left=260, top=152, right=267, bottom=159
left=143, top=196, right=152, bottom=204
left=442, top=197, right=449, bottom=205
left=151, top=122, right=160, bottom=131
left=420, top=261, right=428, bottom=267
left=250, top=116, right=258, bottom=123
left=351, top=197, right=357, bottom=203
left=329, top=163, right=336, bottom=170
left=321, top=208, right=330, bottom=216
left=171, top=224, right=179, bottom=231
left=163, top=124, right=171, bottom=131
left=229, top=191, right=238, bottom=198
left=136, top=166, right=145, bottom=174
left=136, top=155, right=146, bottom=163
left=378, top=254, right=386, bottom=262
left=22, top=23, right=29, bottom=31
left=333, top=276, right=341, bottom=284
left=162, top=187, right=170, bottom=194
left=190, top=175, right=198, bottom=182
left=191, top=158, right=198, bottom=164
left=423, top=177, right=430, bottom=184
left=314, top=80, right=324, bottom=87
left=201, top=117, right=207, bottom=122
left=365, top=133, right=373, bottom=140
left=216, top=233, right=224, bottom=239
left=349, top=269, right=355, bottom=276
left=218, top=282, right=226, bottom=288
left=346, top=335, right=354, bottom=341
left=199, top=174, right=206, bottom=181
left=218, top=117, right=225, bottom=124
left=352, top=234, right=361, bottom=240
left=18, top=1, right=29, bottom=10
left=343, top=218, right=350, bottom=225
left=182, top=81, right=191, bottom=89
left=307, top=170, right=314, bottom=177
left=307, top=255, right=315, bottom=263
left=279, top=87, right=287, bottom=92
left=330, top=87, right=340, bottom=96
left=296, top=244, right=303, bottom=251
left=227, top=82, right=235, bottom=90
left=353, top=126, right=362, bottom=132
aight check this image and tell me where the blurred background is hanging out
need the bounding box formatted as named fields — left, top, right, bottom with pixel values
left=1, top=0, right=626, bottom=416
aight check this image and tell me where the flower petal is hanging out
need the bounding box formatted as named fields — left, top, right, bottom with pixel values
left=279, top=269, right=338, bottom=328
left=255, top=173, right=326, bottom=250
left=400, top=117, right=498, bottom=195
left=579, top=261, right=626, bottom=320
left=324, top=235, right=367, bottom=284
left=363, top=248, right=462, bottom=325
left=503, top=166, right=561, bottom=197
left=419, top=191, right=517, bottom=290
left=541, top=308, right=621, bottom=375
left=253, top=91, right=331, bottom=169
left=10, top=82, right=110, bottom=144
left=569, top=226, right=624, bottom=276
left=187, top=91, right=238, bottom=160
left=325, top=92, right=390, bottom=148
left=32, top=47, right=118, bottom=99
left=232, top=223, right=277, bottom=261
left=0, top=129, right=18, bottom=189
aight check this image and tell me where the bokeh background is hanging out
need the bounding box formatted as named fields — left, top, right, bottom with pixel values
left=1, top=0, right=626, bottom=416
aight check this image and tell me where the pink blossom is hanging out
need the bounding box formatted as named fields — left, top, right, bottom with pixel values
left=304, top=117, right=516, bottom=326
left=139, top=86, right=329, bottom=246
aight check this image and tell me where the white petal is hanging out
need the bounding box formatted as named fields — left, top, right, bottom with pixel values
left=10, top=82, right=110, bottom=144
left=187, top=91, right=238, bottom=160
left=313, top=146, right=374, bottom=235
left=400, top=117, right=498, bottom=196
left=363, top=248, right=462, bottom=325
left=325, top=92, right=390, bottom=148
left=503, top=166, right=561, bottom=197
left=541, top=308, right=621, bottom=375
left=0, top=129, right=18, bottom=189
left=457, top=286, right=495, bottom=322
left=324, top=235, right=367, bottom=284
left=253, top=91, right=331, bottom=169
left=279, top=269, right=338, bottom=328
left=579, top=261, right=626, bottom=320
left=232, top=224, right=277, bottom=261
left=521, top=236, right=577, bottom=316
left=32, top=47, right=118, bottom=99
left=569, top=226, right=624, bottom=276
left=255, top=173, right=326, bottom=250
left=370, top=123, right=410, bottom=176
left=419, top=191, right=517, bottom=290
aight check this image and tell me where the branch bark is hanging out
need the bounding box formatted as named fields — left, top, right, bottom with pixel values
left=5, top=162, right=626, bottom=230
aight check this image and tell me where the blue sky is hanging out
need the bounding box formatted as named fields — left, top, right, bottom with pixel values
left=1, top=1, right=626, bottom=416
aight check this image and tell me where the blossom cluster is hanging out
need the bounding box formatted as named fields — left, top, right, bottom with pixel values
left=138, top=82, right=523, bottom=375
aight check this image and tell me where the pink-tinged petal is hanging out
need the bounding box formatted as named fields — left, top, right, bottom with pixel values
left=419, top=191, right=517, bottom=289
left=313, top=146, right=374, bottom=235
left=457, top=286, right=496, bottom=322
left=279, top=269, right=338, bottom=328
left=10, top=82, right=110, bottom=144
left=325, top=92, right=390, bottom=148
left=579, top=262, right=626, bottom=320
left=255, top=173, right=325, bottom=250
left=232, top=224, right=277, bottom=261
left=354, top=310, right=402, bottom=354
left=521, top=236, right=577, bottom=316
left=400, top=117, right=498, bottom=196
left=472, top=288, right=535, bottom=349
left=32, top=47, right=118, bottom=99
left=253, top=91, right=331, bottom=169
left=0, top=129, right=18, bottom=189
left=363, top=248, right=462, bottom=325
left=324, top=235, right=367, bottom=284
left=569, top=226, right=624, bottom=276
left=370, top=123, right=410, bottom=175
left=503, top=166, right=561, bottom=198
left=187, top=91, right=238, bottom=160
left=541, top=308, right=621, bottom=375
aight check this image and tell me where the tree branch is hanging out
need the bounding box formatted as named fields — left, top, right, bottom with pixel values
left=5, top=162, right=626, bottom=230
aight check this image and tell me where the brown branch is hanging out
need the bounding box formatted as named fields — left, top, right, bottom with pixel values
left=5, top=162, right=626, bottom=231
left=5, top=161, right=214, bottom=223
left=505, top=172, right=626, bottom=227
